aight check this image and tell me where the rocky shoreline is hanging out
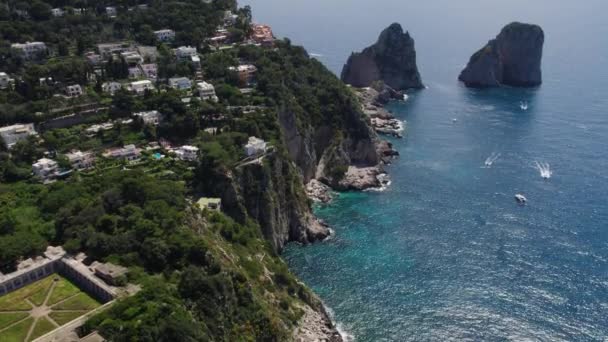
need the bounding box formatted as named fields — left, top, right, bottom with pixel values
left=355, top=85, right=406, bottom=138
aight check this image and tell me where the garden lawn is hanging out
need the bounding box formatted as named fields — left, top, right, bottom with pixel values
left=28, top=317, right=56, bottom=341
left=0, top=312, right=28, bottom=329
left=0, top=317, right=33, bottom=342
left=52, top=293, right=100, bottom=311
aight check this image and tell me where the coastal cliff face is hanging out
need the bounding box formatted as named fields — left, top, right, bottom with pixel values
left=341, top=23, right=424, bottom=90
left=459, top=22, right=544, bottom=87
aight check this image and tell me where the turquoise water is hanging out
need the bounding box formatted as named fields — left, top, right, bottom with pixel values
left=244, top=0, right=608, bottom=340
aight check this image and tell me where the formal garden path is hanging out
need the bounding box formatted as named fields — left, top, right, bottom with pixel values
left=0, top=274, right=100, bottom=342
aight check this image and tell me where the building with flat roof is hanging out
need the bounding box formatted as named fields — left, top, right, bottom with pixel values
left=154, top=29, right=175, bottom=42
left=32, top=158, right=59, bottom=181
left=169, top=77, right=193, bottom=91
left=102, top=81, right=122, bottom=95
left=103, top=144, right=141, bottom=161
left=92, top=262, right=128, bottom=286
left=11, top=42, right=47, bottom=60
left=229, top=64, right=257, bottom=86
left=197, top=197, right=222, bottom=211
left=127, top=80, right=154, bottom=95
left=174, top=145, right=199, bottom=161
left=176, top=46, right=197, bottom=60
left=133, top=110, right=163, bottom=125
left=66, top=150, right=96, bottom=170
left=65, top=84, right=84, bottom=97
left=0, top=123, right=37, bottom=148
left=245, top=136, right=268, bottom=156
left=197, top=81, right=218, bottom=102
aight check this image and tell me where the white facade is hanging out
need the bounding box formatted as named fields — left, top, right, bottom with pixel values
left=169, top=77, right=192, bottom=90
left=176, top=46, right=197, bottom=59
left=197, top=81, right=218, bottom=102
left=102, top=82, right=122, bottom=95
left=154, top=29, right=175, bottom=42
left=128, top=80, right=154, bottom=95
left=0, top=72, right=11, bottom=89
left=11, top=42, right=47, bottom=60
left=32, top=158, right=58, bottom=181
left=65, top=84, right=83, bottom=97
left=106, top=6, right=117, bottom=17
left=244, top=136, right=267, bottom=156
left=103, top=144, right=141, bottom=161
left=0, top=123, right=37, bottom=148
left=133, top=110, right=163, bottom=125
left=174, top=145, right=199, bottom=162
left=66, top=150, right=95, bottom=170
left=51, top=8, right=64, bottom=17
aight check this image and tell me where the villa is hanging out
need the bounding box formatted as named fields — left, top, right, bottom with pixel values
left=244, top=136, right=268, bottom=156
left=11, top=41, right=47, bottom=60
left=102, top=81, right=122, bottom=95
left=176, top=46, right=197, bottom=60
left=65, top=84, right=84, bottom=97
left=229, top=64, right=258, bottom=86
left=197, top=81, right=218, bottom=102
left=0, top=123, right=37, bottom=148
left=32, top=158, right=59, bottom=181
left=154, top=29, right=175, bottom=42
left=197, top=197, right=222, bottom=211
left=66, top=150, right=96, bottom=170
left=169, top=77, right=193, bottom=91
left=133, top=110, right=163, bottom=125
left=103, top=144, right=141, bottom=161
left=174, top=145, right=199, bottom=161
left=251, top=24, right=275, bottom=46
left=127, top=80, right=154, bottom=95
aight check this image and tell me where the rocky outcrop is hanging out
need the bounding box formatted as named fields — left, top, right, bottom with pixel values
left=341, top=23, right=423, bottom=90
left=459, top=22, right=544, bottom=87
left=293, top=300, right=343, bottom=342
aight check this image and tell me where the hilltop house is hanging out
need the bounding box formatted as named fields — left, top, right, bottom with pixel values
left=65, top=84, right=83, bottom=98
left=197, top=81, right=218, bottom=102
left=102, top=81, right=122, bottom=95
left=154, top=29, right=175, bottom=42
left=0, top=123, right=37, bottom=148
left=169, top=77, right=192, bottom=91
left=133, top=110, right=163, bottom=126
left=32, top=158, right=58, bottom=181
left=11, top=42, right=47, bottom=60
left=244, top=136, right=267, bottom=156
left=174, top=145, right=199, bottom=161
left=103, top=144, right=141, bottom=161
left=65, top=150, right=95, bottom=170
left=229, top=64, right=257, bottom=86
left=127, top=80, right=154, bottom=95
left=197, top=197, right=222, bottom=211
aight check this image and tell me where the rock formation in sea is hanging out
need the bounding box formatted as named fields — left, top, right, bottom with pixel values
left=459, top=22, right=544, bottom=87
left=341, top=23, right=424, bottom=90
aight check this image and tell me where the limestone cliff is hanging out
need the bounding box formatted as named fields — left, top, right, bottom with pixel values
left=341, top=23, right=424, bottom=90
left=459, top=22, right=544, bottom=87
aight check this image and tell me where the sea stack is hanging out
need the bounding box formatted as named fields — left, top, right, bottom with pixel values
left=341, top=23, right=423, bottom=91
left=459, top=22, right=544, bottom=88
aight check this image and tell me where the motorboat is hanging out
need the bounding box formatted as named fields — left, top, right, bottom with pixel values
left=515, top=194, right=527, bottom=204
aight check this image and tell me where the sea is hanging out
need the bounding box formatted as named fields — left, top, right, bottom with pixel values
left=242, top=0, right=608, bottom=340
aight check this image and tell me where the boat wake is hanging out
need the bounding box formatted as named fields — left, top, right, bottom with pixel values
left=309, top=52, right=324, bottom=57
left=483, top=152, right=501, bottom=168
left=534, top=161, right=552, bottom=179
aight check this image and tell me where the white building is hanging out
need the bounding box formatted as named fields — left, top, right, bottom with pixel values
left=140, top=64, right=158, bottom=80
left=11, top=42, right=47, bottom=60
left=197, top=81, right=218, bottom=102
left=169, top=77, right=192, bottom=91
left=127, top=80, right=154, bottom=95
left=0, top=123, right=37, bottom=148
left=102, top=81, right=122, bottom=95
left=133, top=110, right=163, bottom=126
left=154, top=29, right=175, bottom=42
left=121, top=51, right=143, bottom=65
left=65, top=150, right=95, bottom=170
left=103, top=144, right=141, bottom=161
left=244, top=136, right=267, bottom=156
left=65, top=84, right=83, bottom=97
left=174, top=145, right=199, bottom=162
left=175, top=46, right=197, bottom=60
left=105, top=6, right=117, bottom=17
left=32, top=158, right=58, bottom=181
left=85, top=122, right=114, bottom=136
left=51, top=8, right=64, bottom=17
left=0, top=72, right=12, bottom=89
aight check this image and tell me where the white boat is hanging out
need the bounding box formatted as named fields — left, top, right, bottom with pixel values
left=515, top=194, right=527, bottom=204
left=520, top=101, right=529, bottom=111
